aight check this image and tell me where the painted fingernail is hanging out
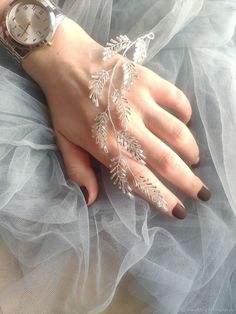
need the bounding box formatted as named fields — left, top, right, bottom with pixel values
left=172, top=204, right=187, bottom=219
left=191, top=160, right=200, bottom=169
left=197, top=186, right=211, bottom=201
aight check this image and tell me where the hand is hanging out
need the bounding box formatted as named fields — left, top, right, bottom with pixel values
left=22, top=17, right=211, bottom=219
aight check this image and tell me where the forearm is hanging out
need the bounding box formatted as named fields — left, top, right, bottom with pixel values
left=0, top=0, right=12, bottom=23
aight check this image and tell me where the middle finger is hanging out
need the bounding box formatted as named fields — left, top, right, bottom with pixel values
left=141, top=91, right=200, bottom=166
left=129, top=116, right=210, bottom=201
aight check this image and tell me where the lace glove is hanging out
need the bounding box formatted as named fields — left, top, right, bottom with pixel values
left=22, top=17, right=211, bottom=219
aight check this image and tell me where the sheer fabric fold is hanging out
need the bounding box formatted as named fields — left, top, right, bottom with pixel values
left=0, top=0, right=236, bottom=313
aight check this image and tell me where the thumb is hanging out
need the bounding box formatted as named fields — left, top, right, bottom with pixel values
left=54, top=130, right=99, bottom=206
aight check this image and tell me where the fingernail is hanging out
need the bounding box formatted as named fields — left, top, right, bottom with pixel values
left=187, top=118, right=192, bottom=127
left=191, top=160, right=200, bottom=169
left=172, top=204, right=187, bottom=220
left=197, top=186, right=211, bottom=201
left=81, top=186, right=89, bottom=204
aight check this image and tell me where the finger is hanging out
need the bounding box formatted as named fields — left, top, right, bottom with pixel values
left=85, top=136, right=187, bottom=219
left=122, top=157, right=188, bottom=219
left=128, top=157, right=187, bottom=219
left=141, top=91, right=199, bottom=166
left=55, top=130, right=99, bottom=206
left=142, top=67, right=192, bottom=124
left=129, top=119, right=211, bottom=202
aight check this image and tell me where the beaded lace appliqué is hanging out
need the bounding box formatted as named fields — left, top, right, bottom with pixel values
left=89, top=32, right=168, bottom=213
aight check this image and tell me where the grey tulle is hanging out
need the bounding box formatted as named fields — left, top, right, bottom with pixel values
left=0, top=0, right=236, bottom=313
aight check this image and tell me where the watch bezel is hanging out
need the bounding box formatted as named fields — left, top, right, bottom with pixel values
left=5, top=0, right=57, bottom=48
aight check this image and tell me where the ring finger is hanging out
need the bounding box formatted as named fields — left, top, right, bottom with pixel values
left=129, top=116, right=211, bottom=202
left=141, top=91, right=199, bottom=166
left=143, top=67, right=192, bottom=124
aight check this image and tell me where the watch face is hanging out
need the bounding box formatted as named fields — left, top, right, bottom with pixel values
left=6, top=1, right=52, bottom=46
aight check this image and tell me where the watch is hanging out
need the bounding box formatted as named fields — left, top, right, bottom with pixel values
left=0, top=0, right=65, bottom=63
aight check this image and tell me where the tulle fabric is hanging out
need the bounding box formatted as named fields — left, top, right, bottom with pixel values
left=0, top=0, right=236, bottom=313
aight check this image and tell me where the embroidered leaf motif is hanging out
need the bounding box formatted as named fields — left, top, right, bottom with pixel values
left=134, top=176, right=169, bottom=212
left=117, top=131, right=146, bottom=165
left=89, top=70, right=110, bottom=107
left=91, top=112, right=109, bottom=153
left=111, top=89, right=131, bottom=128
left=133, top=38, right=148, bottom=64
left=111, top=89, right=120, bottom=104
left=103, top=35, right=132, bottom=60
left=88, top=32, right=156, bottom=197
left=109, top=155, right=132, bottom=196
left=133, top=33, right=154, bottom=64
left=122, top=62, right=137, bottom=91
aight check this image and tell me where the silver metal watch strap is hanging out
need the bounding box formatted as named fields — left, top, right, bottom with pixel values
left=46, top=0, right=65, bottom=25
left=0, top=24, right=29, bottom=63
left=0, top=0, right=65, bottom=63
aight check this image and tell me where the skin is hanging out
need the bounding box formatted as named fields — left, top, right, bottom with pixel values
left=13, top=16, right=210, bottom=218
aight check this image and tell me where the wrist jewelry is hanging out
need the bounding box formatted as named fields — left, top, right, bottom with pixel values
left=89, top=33, right=169, bottom=213
left=0, top=0, right=64, bottom=63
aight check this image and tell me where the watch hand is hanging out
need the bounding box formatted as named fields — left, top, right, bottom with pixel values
left=21, top=22, right=31, bottom=37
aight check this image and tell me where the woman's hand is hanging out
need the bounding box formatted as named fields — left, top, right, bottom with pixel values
left=22, top=17, right=211, bottom=219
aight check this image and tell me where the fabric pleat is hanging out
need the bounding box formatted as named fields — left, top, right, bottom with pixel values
left=0, top=0, right=235, bottom=313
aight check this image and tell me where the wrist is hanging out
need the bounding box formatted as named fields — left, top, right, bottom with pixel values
left=22, top=17, right=103, bottom=91
left=0, top=0, right=12, bottom=22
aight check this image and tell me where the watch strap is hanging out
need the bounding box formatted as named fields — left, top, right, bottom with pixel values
left=0, top=22, right=29, bottom=63
left=46, top=0, right=65, bottom=26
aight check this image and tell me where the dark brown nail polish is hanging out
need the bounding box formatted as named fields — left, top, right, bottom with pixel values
left=197, top=186, right=211, bottom=201
left=172, top=204, right=187, bottom=219
left=191, top=160, right=200, bottom=169
left=81, top=186, right=89, bottom=204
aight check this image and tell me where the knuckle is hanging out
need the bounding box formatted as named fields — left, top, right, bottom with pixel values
left=167, top=87, right=181, bottom=103
left=171, top=122, right=186, bottom=143
left=168, top=88, right=192, bottom=121
left=159, top=151, right=178, bottom=173
left=174, top=89, right=188, bottom=106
